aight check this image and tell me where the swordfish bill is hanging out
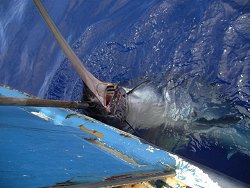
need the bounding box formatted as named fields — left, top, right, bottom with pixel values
left=33, top=0, right=116, bottom=110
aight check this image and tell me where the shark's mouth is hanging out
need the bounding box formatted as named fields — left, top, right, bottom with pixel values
left=108, top=86, right=127, bottom=122
left=81, top=84, right=128, bottom=128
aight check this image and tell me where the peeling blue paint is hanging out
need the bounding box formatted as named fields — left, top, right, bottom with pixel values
left=0, top=85, right=225, bottom=188
left=0, top=85, right=176, bottom=187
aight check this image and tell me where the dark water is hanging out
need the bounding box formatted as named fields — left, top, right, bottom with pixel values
left=1, top=0, right=250, bottom=184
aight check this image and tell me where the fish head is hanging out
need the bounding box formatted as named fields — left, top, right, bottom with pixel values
left=82, top=84, right=128, bottom=129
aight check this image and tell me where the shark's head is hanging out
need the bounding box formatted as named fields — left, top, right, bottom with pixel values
left=81, top=84, right=128, bottom=129
left=34, top=0, right=242, bottom=134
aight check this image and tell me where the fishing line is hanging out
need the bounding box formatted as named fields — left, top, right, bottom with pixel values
left=126, top=80, right=150, bottom=95
left=124, top=120, right=142, bottom=138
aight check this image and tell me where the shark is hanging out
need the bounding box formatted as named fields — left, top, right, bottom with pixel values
left=110, top=70, right=249, bottom=160
left=34, top=0, right=250, bottom=161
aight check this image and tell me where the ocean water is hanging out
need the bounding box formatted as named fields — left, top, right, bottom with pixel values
left=1, top=0, right=250, bottom=184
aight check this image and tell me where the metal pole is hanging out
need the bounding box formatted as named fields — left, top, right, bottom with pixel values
left=33, top=0, right=115, bottom=108
left=0, top=97, right=89, bottom=108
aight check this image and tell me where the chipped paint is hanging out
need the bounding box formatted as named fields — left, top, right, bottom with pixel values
left=79, top=124, right=104, bottom=139
left=85, top=138, right=139, bottom=166
left=169, top=153, right=221, bottom=188
left=1, top=85, right=233, bottom=188
left=65, top=113, right=77, bottom=119
left=163, top=176, right=188, bottom=187
left=146, top=146, right=156, bottom=153
left=64, top=110, right=97, bottom=123
left=120, top=133, right=133, bottom=138
left=31, top=111, right=50, bottom=121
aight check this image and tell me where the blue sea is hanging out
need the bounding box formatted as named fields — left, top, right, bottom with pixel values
left=1, top=0, right=250, bottom=185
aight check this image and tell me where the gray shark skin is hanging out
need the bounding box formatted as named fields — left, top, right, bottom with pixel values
left=82, top=67, right=250, bottom=160
left=122, top=70, right=250, bottom=160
